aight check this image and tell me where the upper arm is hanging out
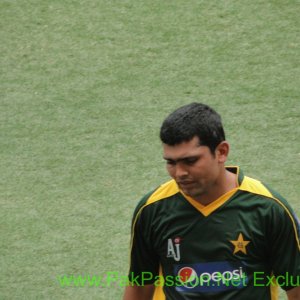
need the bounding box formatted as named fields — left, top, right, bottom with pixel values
left=287, top=286, right=300, bottom=300
left=123, top=284, right=155, bottom=300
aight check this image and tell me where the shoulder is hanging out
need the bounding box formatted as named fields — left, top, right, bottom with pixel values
left=239, top=175, right=300, bottom=236
left=239, top=175, right=294, bottom=210
left=132, top=179, right=180, bottom=219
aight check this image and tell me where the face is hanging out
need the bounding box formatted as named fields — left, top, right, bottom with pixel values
left=163, top=136, right=228, bottom=200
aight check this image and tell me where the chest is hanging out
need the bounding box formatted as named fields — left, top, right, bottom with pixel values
left=150, top=200, right=269, bottom=267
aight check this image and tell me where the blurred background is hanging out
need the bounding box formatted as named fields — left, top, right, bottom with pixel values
left=1, top=1, right=299, bottom=299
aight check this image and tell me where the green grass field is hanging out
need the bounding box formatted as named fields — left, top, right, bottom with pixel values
left=1, top=1, right=299, bottom=299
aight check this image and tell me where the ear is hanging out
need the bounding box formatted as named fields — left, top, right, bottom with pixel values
left=215, top=141, right=230, bottom=163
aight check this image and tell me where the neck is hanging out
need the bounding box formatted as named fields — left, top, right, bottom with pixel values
left=195, top=169, right=238, bottom=206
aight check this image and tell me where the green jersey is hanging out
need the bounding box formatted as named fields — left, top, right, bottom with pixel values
left=128, top=167, right=300, bottom=300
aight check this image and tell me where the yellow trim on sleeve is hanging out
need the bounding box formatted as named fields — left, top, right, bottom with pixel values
left=270, top=278, right=279, bottom=300
left=129, top=180, right=180, bottom=281
left=239, top=176, right=273, bottom=198
left=239, top=176, right=300, bottom=251
left=146, top=180, right=179, bottom=205
left=153, top=285, right=165, bottom=300
left=153, top=265, right=166, bottom=300
left=131, top=180, right=179, bottom=249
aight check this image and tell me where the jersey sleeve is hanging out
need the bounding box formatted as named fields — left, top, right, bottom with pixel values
left=127, top=194, right=160, bottom=285
left=267, top=195, right=300, bottom=290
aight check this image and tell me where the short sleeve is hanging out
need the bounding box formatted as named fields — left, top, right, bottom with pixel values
left=128, top=200, right=160, bottom=285
left=267, top=200, right=300, bottom=290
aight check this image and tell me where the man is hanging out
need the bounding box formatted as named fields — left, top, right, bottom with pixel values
left=123, top=103, right=300, bottom=300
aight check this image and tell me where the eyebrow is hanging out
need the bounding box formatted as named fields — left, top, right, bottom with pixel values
left=163, top=155, right=200, bottom=163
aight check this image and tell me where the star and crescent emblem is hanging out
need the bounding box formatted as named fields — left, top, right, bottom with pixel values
left=230, top=233, right=250, bottom=254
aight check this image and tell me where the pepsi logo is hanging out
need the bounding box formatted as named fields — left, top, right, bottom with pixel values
left=177, top=267, right=197, bottom=284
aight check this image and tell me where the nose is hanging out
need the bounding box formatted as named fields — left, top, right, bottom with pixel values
left=175, top=163, right=188, bottom=179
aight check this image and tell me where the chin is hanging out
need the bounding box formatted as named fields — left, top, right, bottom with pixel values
left=183, top=189, right=203, bottom=199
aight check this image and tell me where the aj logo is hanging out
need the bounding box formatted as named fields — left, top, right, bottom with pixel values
left=167, top=237, right=181, bottom=261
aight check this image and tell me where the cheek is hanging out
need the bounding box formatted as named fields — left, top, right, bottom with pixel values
left=190, top=162, right=212, bottom=178
left=190, top=168, right=203, bottom=178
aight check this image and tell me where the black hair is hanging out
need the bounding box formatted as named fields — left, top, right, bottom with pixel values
left=160, top=102, right=225, bottom=153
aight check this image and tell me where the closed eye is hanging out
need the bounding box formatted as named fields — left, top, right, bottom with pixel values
left=182, top=157, right=199, bottom=165
left=166, top=160, right=176, bottom=166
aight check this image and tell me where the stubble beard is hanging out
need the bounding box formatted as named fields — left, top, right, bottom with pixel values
left=180, top=183, right=206, bottom=200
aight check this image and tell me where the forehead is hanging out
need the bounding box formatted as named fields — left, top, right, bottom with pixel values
left=163, top=136, right=209, bottom=159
